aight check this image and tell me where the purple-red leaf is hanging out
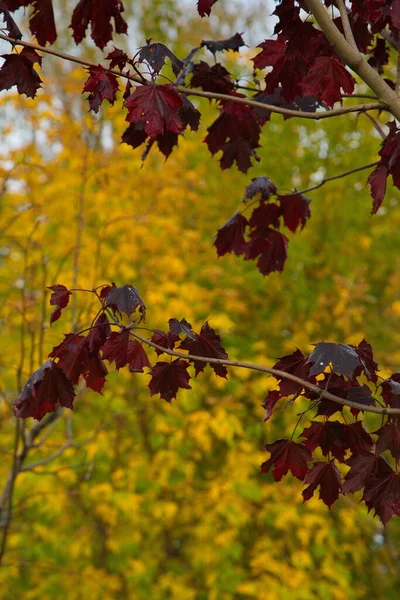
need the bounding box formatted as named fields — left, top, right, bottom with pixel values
left=301, top=56, right=355, bottom=107
left=201, top=33, right=245, bottom=55
left=302, top=461, right=341, bottom=508
left=105, top=284, right=146, bottom=319
left=307, top=342, right=360, bottom=378
left=14, top=360, right=75, bottom=421
left=70, top=0, right=128, bottom=49
left=149, top=359, right=191, bottom=402
left=243, top=176, right=277, bottom=202
left=83, top=64, right=119, bottom=113
left=197, top=0, right=218, bottom=17
left=279, top=193, right=311, bottom=233
left=48, top=284, right=71, bottom=324
left=261, top=439, right=311, bottom=481
left=343, top=452, right=391, bottom=494
left=0, top=47, right=42, bottom=98
left=272, top=349, right=312, bottom=397
left=180, top=321, right=228, bottom=378
left=138, top=41, right=183, bottom=75
left=368, top=122, right=400, bottom=213
left=125, top=84, right=184, bottom=138
left=214, top=212, right=248, bottom=257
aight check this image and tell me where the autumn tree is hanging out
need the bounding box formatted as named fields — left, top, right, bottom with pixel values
left=2, top=0, right=400, bottom=578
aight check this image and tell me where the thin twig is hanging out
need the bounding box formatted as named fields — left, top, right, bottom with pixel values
left=131, top=332, right=400, bottom=416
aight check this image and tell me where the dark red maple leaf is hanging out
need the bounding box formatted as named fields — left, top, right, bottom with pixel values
left=313, top=374, right=348, bottom=417
left=149, top=359, right=191, bottom=402
left=180, top=321, right=228, bottom=378
left=368, top=38, right=390, bottom=74
left=362, top=469, right=400, bottom=525
left=14, top=360, right=75, bottom=421
left=245, top=228, right=288, bottom=275
left=301, top=56, right=355, bottom=107
left=243, top=176, right=277, bottom=202
left=374, top=420, right=400, bottom=461
left=168, top=318, right=195, bottom=340
left=190, top=62, right=235, bottom=95
left=262, top=390, right=281, bottom=422
left=197, top=0, right=218, bottom=17
left=179, top=96, right=201, bottom=132
left=368, top=122, right=400, bottom=213
left=50, top=334, right=107, bottom=392
left=201, top=33, right=245, bottom=55
left=125, top=84, right=184, bottom=139
left=83, top=65, right=119, bottom=113
left=381, top=376, right=400, bottom=408
left=354, top=339, right=379, bottom=382
left=0, top=47, right=42, bottom=98
left=105, top=284, right=146, bottom=320
left=106, top=47, right=129, bottom=70
left=252, top=39, right=286, bottom=71
left=29, top=0, right=57, bottom=46
left=307, top=342, right=360, bottom=378
left=138, top=41, right=183, bottom=75
left=151, top=329, right=179, bottom=356
left=87, top=312, right=111, bottom=355
left=249, top=202, right=281, bottom=229
left=0, top=0, right=22, bottom=40
left=127, top=340, right=151, bottom=372
left=346, top=384, right=376, bottom=417
left=279, top=193, right=311, bottom=233
left=101, top=328, right=130, bottom=370
left=70, top=0, right=128, bottom=49
left=272, top=348, right=312, bottom=397
left=300, top=420, right=350, bottom=462
left=346, top=421, right=374, bottom=454
left=261, top=439, right=311, bottom=482
left=343, top=452, right=391, bottom=494
left=47, top=284, right=71, bottom=324
left=214, top=212, right=248, bottom=257
left=302, top=461, right=341, bottom=508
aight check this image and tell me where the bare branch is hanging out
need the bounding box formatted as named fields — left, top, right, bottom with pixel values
left=131, top=332, right=400, bottom=416
left=336, top=0, right=358, bottom=52
left=286, top=161, right=379, bottom=195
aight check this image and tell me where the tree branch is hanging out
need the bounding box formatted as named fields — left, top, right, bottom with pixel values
left=336, top=0, right=358, bottom=52
left=304, top=0, right=400, bottom=120
left=0, top=33, right=385, bottom=122
left=131, top=332, right=400, bottom=416
left=286, top=161, right=379, bottom=195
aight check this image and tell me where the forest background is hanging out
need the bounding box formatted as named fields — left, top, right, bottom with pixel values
left=0, top=0, right=400, bottom=598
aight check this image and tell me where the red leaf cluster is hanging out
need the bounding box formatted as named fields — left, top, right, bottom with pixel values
left=0, top=47, right=42, bottom=98
left=368, top=121, right=400, bottom=213
left=83, top=64, right=119, bottom=113
left=70, top=0, right=128, bottom=49
left=214, top=177, right=311, bottom=275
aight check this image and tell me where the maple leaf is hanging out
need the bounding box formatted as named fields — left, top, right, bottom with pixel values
left=190, top=61, right=235, bottom=95
left=307, top=342, right=360, bottom=378
left=313, top=373, right=348, bottom=417
left=47, top=284, right=71, bottom=324
left=368, top=38, right=390, bottom=74
left=245, top=229, right=288, bottom=275
left=29, top=0, right=57, bottom=46
left=362, top=469, right=400, bottom=524
left=252, top=39, right=286, bottom=71
left=368, top=122, right=400, bottom=213
left=138, top=41, right=183, bottom=75
left=50, top=334, right=107, bottom=392
left=0, top=47, right=42, bottom=98
left=0, top=0, right=22, bottom=40
left=346, top=384, right=376, bottom=417
left=214, top=212, right=248, bottom=257
left=105, top=284, right=146, bottom=320
left=272, top=349, right=312, bottom=397
left=179, top=96, right=201, bottom=132
left=300, top=420, right=350, bottom=462
left=343, top=452, right=391, bottom=494
left=151, top=329, right=179, bottom=355
left=127, top=340, right=151, bottom=372
left=201, top=33, right=245, bottom=55
left=301, top=56, right=355, bottom=107
left=381, top=376, right=400, bottom=408
left=180, top=321, right=228, bottom=378
left=121, top=121, right=148, bottom=149
left=279, top=193, right=311, bottom=233
left=346, top=421, right=374, bottom=454
left=243, top=176, right=277, bottom=202
left=83, top=64, right=119, bottom=113
left=101, top=328, right=130, bottom=370
left=354, top=338, right=379, bottom=382
left=261, top=439, right=312, bottom=481
left=87, top=313, right=111, bottom=355
left=168, top=318, right=195, bottom=340
left=14, top=360, right=75, bottom=421
left=373, top=420, right=400, bottom=461
left=70, top=0, right=128, bottom=49
left=148, top=359, right=191, bottom=402
left=125, top=84, right=184, bottom=139
left=302, top=461, right=341, bottom=508
left=197, top=0, right=218, bottom=17
left=106, top=47, right=129, bottom=70
left=253, top=89, right=326, bottom=123
left=262, top=390, right=281, bottom=422
left=249, top=202, right=281, bottom=230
